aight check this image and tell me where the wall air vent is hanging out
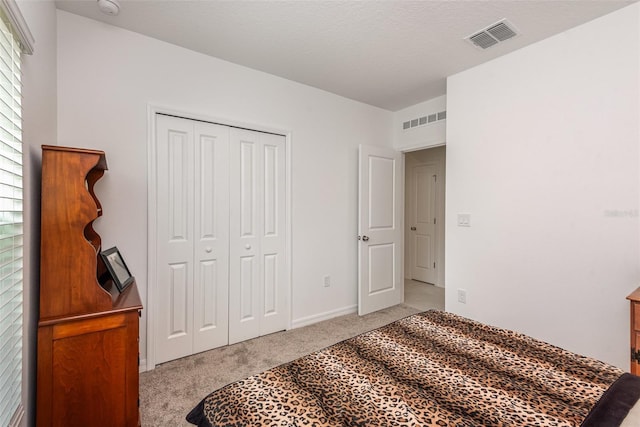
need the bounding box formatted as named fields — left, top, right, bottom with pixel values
left=402, top=110, right=446, bottom=131
left=466, top=19, right=519, bottom=50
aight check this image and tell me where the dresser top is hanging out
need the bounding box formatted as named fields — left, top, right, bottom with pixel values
left=627, top=287, right=640, bottom=302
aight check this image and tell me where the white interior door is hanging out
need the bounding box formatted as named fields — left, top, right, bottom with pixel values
left=156, top=115, right=230, bottom=364
left=411, top=164, right=438, bottom=284
left=229, top=129, right=287, bottom=344
left=358, top=145, right=403, bottom=316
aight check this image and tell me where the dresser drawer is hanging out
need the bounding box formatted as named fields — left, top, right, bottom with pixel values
left=635, top=302, right=640, bottom=332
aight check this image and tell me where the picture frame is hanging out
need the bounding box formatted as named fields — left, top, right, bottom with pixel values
left=100, top=246, right=134, bottom=292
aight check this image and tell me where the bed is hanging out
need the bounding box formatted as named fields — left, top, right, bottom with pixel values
left=186, top=310, right=640, bottom=426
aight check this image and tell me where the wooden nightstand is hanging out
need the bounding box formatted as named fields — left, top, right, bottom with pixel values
left=627, top=287, right=640, bottom=375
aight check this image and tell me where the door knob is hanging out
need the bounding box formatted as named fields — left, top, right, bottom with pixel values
left=205, top=247, right=212, bottom=253
left=362, top=236, right=369, bottom=242
left=245, top=244, right=251, bottom=250
left=410, top=226, right=416, bottom=231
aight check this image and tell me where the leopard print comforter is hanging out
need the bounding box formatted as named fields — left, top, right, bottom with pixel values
left=187, top=310, right=624, bottom=427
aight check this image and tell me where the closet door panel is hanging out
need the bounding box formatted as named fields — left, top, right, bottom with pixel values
left=260, top=134, right=287, bottom=336
left=240, top=255, right=256, bottom=320
left=168, top=263, right=189, bottom=337
left=263, top=144, right=278, bottom=236
left=240, top=140, right=256, bottom=237
left=196, top=260, right=217, bottom=330
left=263, top=253, right=277, bottom=315
left=230, top=130, right=287, bottom=343
left=229, top=130, right=261, bottom=344
left=193, top=123, right=230, bottom=353
left=156, top=115, right=195, bottom=364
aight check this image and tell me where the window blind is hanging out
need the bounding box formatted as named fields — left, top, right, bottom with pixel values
left=0, top=6, right=22, bottom=426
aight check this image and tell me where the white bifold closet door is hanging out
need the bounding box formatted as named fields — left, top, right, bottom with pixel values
left=229, top=129, right=287, bottom=344
left=156, top=116, right=230, bottom=364
left=155, top=114, right=287, bottom=364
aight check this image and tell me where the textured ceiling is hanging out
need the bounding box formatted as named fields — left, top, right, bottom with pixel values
left=55, top=0, right=637, bottom=111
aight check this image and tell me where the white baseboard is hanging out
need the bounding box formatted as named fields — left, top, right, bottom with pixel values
left=291, top=304, right=357, bottom=329
left=139, top=358, right=148, bottom=373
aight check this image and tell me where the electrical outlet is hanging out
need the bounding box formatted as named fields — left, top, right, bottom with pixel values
left=457, top=289, right=467, bottom=304
left=323, top=275, right=331, bottom=287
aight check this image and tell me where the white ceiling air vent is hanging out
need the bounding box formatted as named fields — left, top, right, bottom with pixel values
left=466, top=19, right=518, bottom=50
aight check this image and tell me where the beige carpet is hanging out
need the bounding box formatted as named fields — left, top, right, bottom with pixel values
left=404, top=279, right=445, bottom=311
left=140, top=304, right=422, bottom=426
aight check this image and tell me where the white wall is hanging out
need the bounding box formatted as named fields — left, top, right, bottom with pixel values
left=56, top=11, right=394, bottom=366
left=19, top=0, right=57, bottom=425
left=393, top=95, right=446, bottom=150
left=446, top=3, right=640, bottom=369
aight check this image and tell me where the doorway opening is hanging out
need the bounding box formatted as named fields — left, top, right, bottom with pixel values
left=403, top=145, right=445, bottom=311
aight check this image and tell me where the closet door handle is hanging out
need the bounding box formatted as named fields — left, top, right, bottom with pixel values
left=205, top=247, right=212, bottom=253
left=245, top=244, right=252, bottom=250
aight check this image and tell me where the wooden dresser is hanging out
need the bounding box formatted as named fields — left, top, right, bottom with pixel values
left=37, top=146, right=143, bottom=427
left=627, top=287, right=640, bottom=375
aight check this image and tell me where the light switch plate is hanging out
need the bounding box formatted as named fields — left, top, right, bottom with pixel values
left=457, top=213, right=471, bottom=227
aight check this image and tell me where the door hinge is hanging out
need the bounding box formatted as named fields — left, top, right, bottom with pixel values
left=433, top=218, right=436, bottom=225
left=433, top=262, right=436, bottom=268
left=433, top=174, right=437, bottom=183
left=632, top=348, right=640, bottom=363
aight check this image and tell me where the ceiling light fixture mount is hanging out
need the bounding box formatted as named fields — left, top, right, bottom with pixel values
left=97, top=0, right=120, bottom=16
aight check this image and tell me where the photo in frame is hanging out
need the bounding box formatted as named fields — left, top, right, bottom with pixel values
left=100, top=246, right=134, bottom=292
